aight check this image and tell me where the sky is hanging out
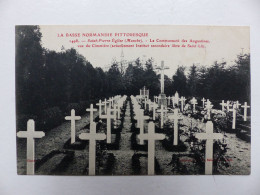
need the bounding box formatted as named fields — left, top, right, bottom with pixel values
left=40, top=25, right=250, bottom=76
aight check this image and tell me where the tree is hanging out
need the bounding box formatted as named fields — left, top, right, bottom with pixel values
left=172, top=66, right=188, bottom=96
left=187, top=64, right=198, bottom=96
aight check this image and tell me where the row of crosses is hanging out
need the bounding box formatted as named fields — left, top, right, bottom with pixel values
left=132, top=95, right=225, bottom=175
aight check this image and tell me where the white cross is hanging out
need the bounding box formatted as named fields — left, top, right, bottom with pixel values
left=180, top=96, right=186, bottom=112
left=226, top=101, right=231, bottom=112
left=79, top=122, right=106, bottom=175
left=231, top=104, right=237, bottom=129
left=236, top=101, right=241, bottom=109
left=148, top=99, right=152, bottom=111
left=17, top=119, right=45, bottom=175
left=103, top=98, right=108, bottom=114
left=171, top=96, right=175, bottom=106
left=115, top=104, right=121, bottom=119
left=138, top=121, right=165, bottom=175
left=96, top=100, right=104, bottom=117
left=241, top=102, right=250, bottom=121
left=65, top=109, right=81, bottom=144
left=155, top=96, right=158, bottom=103
left=150, top=102, right=157, bottom=121
left=134, top=107, right=141, bottom=128
left=173, top=108, right=180, bottom=145
left=219, top=100, right=226, bottom=111
left=156, top=61, right=169, bottom=94
left=205, top=100, right=213, bottom=120
left=202, top=97, right=206, bottom=108
left=191, top=97, right=198, bottom=112
left=167, top=96, right=171, bottom=106
left=109, top=97, right=114, bottom=108
left=174, top=92, right=179, bottom=106
left=100, top=108, right=115, bottom=143
left=86, top=104, right=97, bottom=123
left=195, top=121, right=223, bottom=175
left=144, top=98, right=147, bottom=110
left=157, top=104, right=167, bottom=128
left=138, top=109, right=150, bottom=145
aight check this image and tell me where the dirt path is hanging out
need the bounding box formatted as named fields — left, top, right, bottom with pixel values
left=17, top=111, right=99, bottom=175
left=110, top=101, right=135, bottom=175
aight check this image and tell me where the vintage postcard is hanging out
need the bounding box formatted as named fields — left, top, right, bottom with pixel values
left=16, top=25, right=250, bottom=175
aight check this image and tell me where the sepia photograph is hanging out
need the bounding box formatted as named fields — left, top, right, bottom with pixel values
left=16, top=25, right=250, bottom=176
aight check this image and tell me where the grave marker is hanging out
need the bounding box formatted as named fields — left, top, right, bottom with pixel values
left=139, top=109, right=150, bottom=145
left=205, top=100, right=213, bottom=120
left=138, top=122, right=165, bottom=175
left=79, top=122, right=106, bottom=175
left=17, top=119, right=45, bottom=175
left=174, top=92, right=179, bottom=106
left=201, top=97, right=206, bottom=108
left=65, top=109, right=81, bottom=144
left=241, top=102, right=250, bottom=121
left=173, top=108, right=180, bottom=145
left=226, top=101, right=231, bottom=112
left=96, top=100, right=104, bottom=117
left=86, top=104, right=97, bottom=123
left=100, top=108, right=115, bottom=143
left=191, top=97, right=198, bottom=112
left=231, top=104, right=237, bottom=129
left=180, top=96, right=186, bottom=112
left=236, top=101, right=241, bottom=109
left=103, top=98, right=108, bottom=114
left=151, top=101, right=157, bottom=121
left=195, top=121, right=223, bottom=175
left=220, top=100, right=226, bottom=111
left=157, top=104, right=168, bottom=128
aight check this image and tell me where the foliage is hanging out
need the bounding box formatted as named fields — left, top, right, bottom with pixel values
left=16, top=25, right=251, bottom=131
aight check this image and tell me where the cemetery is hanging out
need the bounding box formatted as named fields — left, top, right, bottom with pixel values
left=16, top=26, right=251, bottom=175
left=16, top=61, right=251, bottom=175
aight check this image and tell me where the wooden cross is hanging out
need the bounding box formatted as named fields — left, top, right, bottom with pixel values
left=96, top=100, right=104, bottom=117
left=157, top=104, right=167, bottom=128
left=115, top=104, right=121, bottom=119
left=201, top=97, right=206, bottom=108
left=103, top=98, right=108, bottom=114
left=219, top=100, right=226, bottom=111
left=138, top=109, right=150, bottom=145
left=191, top=97, right=198, bottom=112
left=110, top=97, right=114, bottom=107
left=180, top=96, right=186, bottom=112
left=195, top=121, right=223, bottom=175
left=17, top=119, right=45, bottom=175
left=241, top=102, right=250, bottom=121
left=231, top=104, right=237, bottom=129
left=108, top=97, right=114, bottom=108
left=144, top=98, right=147, bottom=110
left=173, top=108, right=180, bottom=145
left=205, top=100, right=213, bottom=120
left=226, top=101, right=231, bottom=112
left=65, top=109, right=81, bottom=144
left=174, top=92, right=179, bottom=106
left=148, top=99, right=152, bottom=111
left=100, top=108, right=115, bottom=143
left=134, top=107, right=141, bottom=128
left=79, top=122, right=106, bottom=175
left=167, top=96, right=171, bottom=106
left=156, top=61, right=169, bottom=94
left=138, top=121, right=165, bottom=175
left=86, top=104, right=97, bottom=123
left=236, top=101, right=241, bottom=109
left=150, top=101, right=157, bottom=121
